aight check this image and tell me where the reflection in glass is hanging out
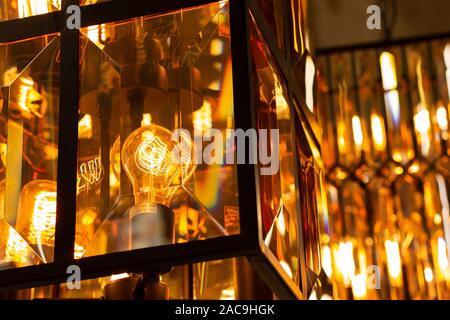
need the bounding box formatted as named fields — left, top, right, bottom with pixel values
left=0, top=34, right=59, bottom=269
left=76, top=1, right=239, bottom=259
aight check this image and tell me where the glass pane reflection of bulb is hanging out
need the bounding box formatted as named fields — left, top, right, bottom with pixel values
left=16, top=180, right=57, bottom=263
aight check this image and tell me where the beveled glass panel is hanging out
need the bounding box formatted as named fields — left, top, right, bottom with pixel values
left=249, top=13, right=301, bottom=288
left=0, top=33, right=60, bottom=269
left=77, top=1, right=239, bottom=258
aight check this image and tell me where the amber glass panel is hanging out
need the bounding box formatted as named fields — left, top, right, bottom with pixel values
left=0, top=0, right=58, bottom=22
left=249, top=13, right=302, bottom=288
left=77, top=1, right=239, bottom=258
left=0, top=34, right=59, bottom=270
left=293, top=104, right=322, bottom=278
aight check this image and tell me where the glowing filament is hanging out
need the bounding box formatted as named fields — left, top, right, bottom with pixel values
left=135, top=133, right=170, bottom=176
left=77, top=157, right=104, bottom=194
left=352, top=115, right=364, bottom=147
left=30, top=191, right=57, bottom=246
left=371, top=114, right=386, bottom=151
left=385, top=240, right=402, bottom=286
left=380, top=52, right=398, bottom=91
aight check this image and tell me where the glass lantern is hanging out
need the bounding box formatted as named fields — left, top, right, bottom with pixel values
left=0, top=0, right=325, bottom=300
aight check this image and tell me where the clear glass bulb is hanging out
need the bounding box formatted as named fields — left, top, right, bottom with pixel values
left=121, top=124, right=195, bottom=248
left=15, top=179, right=57, bottom=263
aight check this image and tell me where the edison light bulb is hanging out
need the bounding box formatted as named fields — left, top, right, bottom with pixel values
left=15, top=179, right=57, bottom=263
left=121, top=125, right=195, bottom=249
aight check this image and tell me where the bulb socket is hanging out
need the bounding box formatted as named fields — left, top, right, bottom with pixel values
left=103, top=276, right=139, bottom=300
left=129, top=203, right=175, bottom=249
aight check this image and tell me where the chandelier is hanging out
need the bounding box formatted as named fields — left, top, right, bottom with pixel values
left=317, top=35, right=450, bottom=299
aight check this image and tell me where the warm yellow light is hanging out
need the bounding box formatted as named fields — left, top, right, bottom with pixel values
left=276, top=208, right=286, bottom=237
left=50, top=0, right=61, bottom=9
left=279, top=260, right=293, bottom=279
left=220, top=287, right=235, bottom=300
left=122, top=125, right=195, bottom=210
left=436, top=106, right=448, bottom=132
left=18, top=0, right=50, bottom=18
left=394, top=166, right=404, bottom=175
left=17, top=77, right=43, bottom=119
left=0, top=142, right=6, bottom=167
left=351, top=273, right=367, bottom=299
left=371, top=114, right=386, bottom=151
left=434, top=213, right=442, bottom=225
left=210, top=38, right=224, bottom=56
left=78, top=114, right=93, bottom=139
left=385, top=239, right=402, bottom=286
left=16, top=180, right=57, bottom=263
left=275, top=79, right=290, bottom=119
left=414, top=108, right=431, bottom=134
left=408, top=163, right=420, bottom=174
left=305, top=55, right=315, bottom=112
left=74, top=243, right=85, bottom=260
left=77, top=157, right=103, bottom=194
left=336, top=241, right=355, bottom=287
left=380, top=52, right=398, bottom=91
left=87, top=24, right=107, bottom=49
left=141, top=113, right=152, bottom=127
left=3, top=66, right=18, bottom=86
left=322, top=245, right=333, bottom=278
left=110, top=273, right=130, bottom=282
left=444, top=44, right=450, bottom=101
left=424, top=266, right=434, bottom=283
left=5, top=227, right=30, bottom=264
left=193, top=101, right=212, bottom=136
left=81, top=210, right=97, bottom=225
left=352, top=115, right=364, bottom=147
left=438, top=237, right=449, bottom=273
left=30, top=191, right=57, bottom=245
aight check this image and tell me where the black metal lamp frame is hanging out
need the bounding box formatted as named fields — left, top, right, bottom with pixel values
left=0, top=0, right=320, bottom=300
